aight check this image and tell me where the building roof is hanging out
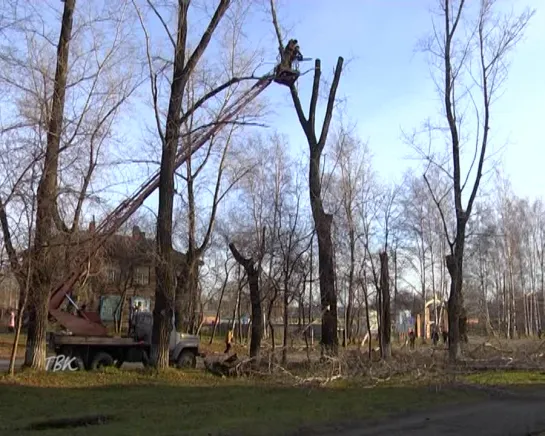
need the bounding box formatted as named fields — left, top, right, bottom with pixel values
left=20, top=222, right=187, bottom=267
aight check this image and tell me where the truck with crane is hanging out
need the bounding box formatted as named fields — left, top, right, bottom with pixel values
left=44, top=45, right=305, bottom=371
left=48, top=310, right=200, bottom=370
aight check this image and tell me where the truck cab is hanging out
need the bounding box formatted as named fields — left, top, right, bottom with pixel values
left=134, top=311, right=200, bottom=368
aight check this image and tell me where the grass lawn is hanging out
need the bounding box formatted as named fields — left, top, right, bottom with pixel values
left=0, top=333, right=25, bottom=359
left=0, top=369, right=482, bottom=436
left=464, top=370, right=545, bottom=386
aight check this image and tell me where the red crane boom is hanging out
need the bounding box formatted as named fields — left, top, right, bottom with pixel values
left=48, top=75, right=273, bottom=336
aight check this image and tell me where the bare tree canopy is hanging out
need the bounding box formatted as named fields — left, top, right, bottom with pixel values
left=411, top=0, right=534, bottom=360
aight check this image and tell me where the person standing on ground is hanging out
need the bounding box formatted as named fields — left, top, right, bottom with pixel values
left=442, top=329, right=448, bottom=344
left=408, top=329, right=416, bottom=350
left=129, top=302, right=140, bottom=336
left=431, top=325, right=440, bottom=346
left=8, top=309, right=15, bottom=333
left=224, top=328, right=233, bottom=354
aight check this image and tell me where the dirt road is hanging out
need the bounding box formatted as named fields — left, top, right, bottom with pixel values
left=0, top=359, right=23, bottom=372
left=295, top=389, right=545, bottom=436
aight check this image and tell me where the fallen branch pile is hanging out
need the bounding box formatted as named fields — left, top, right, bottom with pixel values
left=201, top=338, right=545, bottom=385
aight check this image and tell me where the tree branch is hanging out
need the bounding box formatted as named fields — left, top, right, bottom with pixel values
left=0, top=196, right=21, bottom=277
left=308, top=59, right=320, bottom=132
left=318, top=57, right=344, bottom=149
left=180, top=0, right=231, bottom=86
left=228, top=242, right=252, bottom=270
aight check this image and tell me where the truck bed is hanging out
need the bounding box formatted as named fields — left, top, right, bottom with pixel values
left=51, top=334, right=145, bottom=346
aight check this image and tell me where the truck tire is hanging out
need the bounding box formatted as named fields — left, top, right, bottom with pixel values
left=90, top=352, right=114, bottom=370
left=176, top=349, right=197, bottom=369
left=141, top=350, right=151, bottom=368
left=71, top=356, right=85, bottom=371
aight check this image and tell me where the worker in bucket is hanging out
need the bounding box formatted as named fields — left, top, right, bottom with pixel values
left=279, top=39, right=303, bottom=72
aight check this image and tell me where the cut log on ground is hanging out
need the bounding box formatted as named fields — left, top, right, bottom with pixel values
left=204, top=353, right=246, bottom=377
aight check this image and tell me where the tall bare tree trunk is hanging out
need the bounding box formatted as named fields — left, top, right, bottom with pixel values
left=210, top=261, right=230, bottom=344
left=152, top=0, right=231, bottom=369
left=361, top=274, right=372, bottom=359
left=446, top=244, right=468, bottom=361
left=346, top=230, right=356, bottom=344
left=393, top=247, right=398, bottom=336
left=174, top=256, right=199, bottom=333
left=421, top=0, right=532, bottom=361
left=26, top=0, right=76, bottom=370
left=379, top=251, right=391, bottom=359
left=152, top=2, right=190, bottom=368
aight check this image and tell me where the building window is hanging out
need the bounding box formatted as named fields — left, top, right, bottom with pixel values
left=106, top=267, right=120, bottom=284
left=134, top=266, right=150, bottom=285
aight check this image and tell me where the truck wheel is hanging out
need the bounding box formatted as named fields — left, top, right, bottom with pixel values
left=71, top=356, right=85, bottom=371
left=176, top=350, right=197, bottom=369
left=141, top=350, right=151, bottom=368
left=90, top=352, right=114, bottom=370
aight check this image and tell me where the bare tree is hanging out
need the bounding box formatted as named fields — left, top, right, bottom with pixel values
left=0, top=0, right=143, bottom=369
left=22, top=0, right=76, bottom=369
left=331, top=127, right=372, bottom=344
left=363, top=186, right=398, bottom=360
left=416, top=0, right=533, bottom=360
left=131, top=0, right=272, bottom=368
left=174, top=43, right=261, bottom=333
left=209, top=249, right=234, bottom=344
left=275, top=181, right=311, bottom=364
left=398, top=169, right=452, bottom=338
left=269, top=0, right=344, bottom=356
left=5, top=166, right=38, bottom=375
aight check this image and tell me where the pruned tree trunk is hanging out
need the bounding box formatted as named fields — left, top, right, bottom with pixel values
left=294, top=62, right=343, bottom=357
left=268, top=3, right=343, bottom=356
left=229, top=242, right=263, bottom=361
left=26, top=0, right=76, bottom=370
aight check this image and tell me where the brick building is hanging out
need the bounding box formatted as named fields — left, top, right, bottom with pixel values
left=1, top=222, right=188, bottom=325
left=82, top=223, right=187, bottom=323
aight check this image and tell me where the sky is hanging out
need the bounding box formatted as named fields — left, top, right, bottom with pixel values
left=11, top=0, right=541, bottom=232
left=239, top=0, right=545, bottom=201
